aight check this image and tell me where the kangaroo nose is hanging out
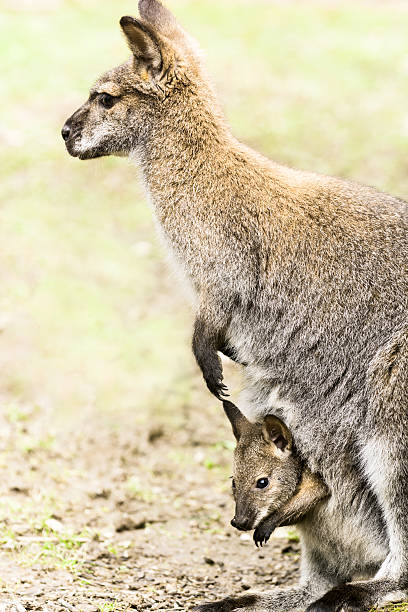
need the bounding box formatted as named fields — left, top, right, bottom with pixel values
left=231, top=517, right=237, bottom=528
left=61, top=124, right=71, bottom=142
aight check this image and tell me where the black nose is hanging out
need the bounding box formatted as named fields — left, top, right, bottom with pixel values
left=61, top=124, right=71, bottom=142
left=231, top=516, right=252, bottom=531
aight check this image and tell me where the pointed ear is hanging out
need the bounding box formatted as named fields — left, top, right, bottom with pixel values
left=139, top=0, right=180, bottom=39
left=223, top=401, right=250, bottom=442
left=120, top=16, right=162, bottom=71
left=262, top=415, right=293, bottom=453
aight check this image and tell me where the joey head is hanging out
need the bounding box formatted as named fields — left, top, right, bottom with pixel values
left=224, top=401, right=328, bottom=547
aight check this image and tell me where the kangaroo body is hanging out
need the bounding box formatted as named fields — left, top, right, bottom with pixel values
left=62, top=1, right=408, bottom=610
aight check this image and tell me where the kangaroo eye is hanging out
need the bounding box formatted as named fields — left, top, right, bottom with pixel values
left=99, top=93, right=116, bottom=109
left=231, top=478, right=236, bottom=489
left=256, top=478, right=269, bottom=489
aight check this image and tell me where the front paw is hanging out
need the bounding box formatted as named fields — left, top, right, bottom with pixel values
left=253, top=515, right=278, bottom=547
left=192, top=320, right=229, bottom=400
left=306, top=584, right=373, bottom=612
left=203, top=360, right=229, bottom=400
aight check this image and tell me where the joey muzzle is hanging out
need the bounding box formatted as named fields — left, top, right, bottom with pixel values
left=231, top=515, right=254, bottom=532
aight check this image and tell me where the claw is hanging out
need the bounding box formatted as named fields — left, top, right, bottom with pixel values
left=254, top=528, right=270, bottom=548
left=209, top=381, right=229, bottom=401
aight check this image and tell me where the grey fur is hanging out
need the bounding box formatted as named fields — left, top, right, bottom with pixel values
left=62, top=1, right=408, bottom=610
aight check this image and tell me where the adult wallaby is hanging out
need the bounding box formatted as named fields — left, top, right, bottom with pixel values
left=223, top=401, right=328, bottom=548
left=62, top=1, right=408, bottom=610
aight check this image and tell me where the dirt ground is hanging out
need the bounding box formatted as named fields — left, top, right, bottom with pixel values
left=3, top=2, right=408, bottom=611
left=0, top=391, right=300, bottom=612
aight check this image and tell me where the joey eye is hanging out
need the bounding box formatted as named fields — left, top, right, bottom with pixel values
left=99, top=93, right=117, bottom=109
left=256, top=478, right=269, bottom=489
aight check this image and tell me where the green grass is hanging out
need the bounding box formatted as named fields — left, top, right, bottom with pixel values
left=98, top=603, right=122, bottom=612
left=1, top=0, right=408, bottom=418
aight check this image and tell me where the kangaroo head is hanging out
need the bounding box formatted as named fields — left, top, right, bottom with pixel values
left=223, top=401, right=302, bottom=532
left=62, top=0, right=212, bottom=160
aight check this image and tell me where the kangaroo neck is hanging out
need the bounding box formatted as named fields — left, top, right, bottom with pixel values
left=131, top=88, right=283, bottom=295
left=134, top=91, right=238, bottom=220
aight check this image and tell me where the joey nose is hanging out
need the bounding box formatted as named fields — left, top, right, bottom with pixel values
left=61, top=124, right=71, bottom=142
left=231, top=516, right=251, bottom=531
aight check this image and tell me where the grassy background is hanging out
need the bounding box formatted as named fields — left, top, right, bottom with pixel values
left=1, top=0, right=408, bottom=609
left=1, top=0, right=408, bottom=421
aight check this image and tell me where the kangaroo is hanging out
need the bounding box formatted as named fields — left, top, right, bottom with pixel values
left=223, top=401, right=328, bottom=548
left=62, top=1, right=408, bottom=610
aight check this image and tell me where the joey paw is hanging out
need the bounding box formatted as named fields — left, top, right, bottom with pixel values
left=253, top=516, right=278, bottom=547
left=253, top=527, right=270, bottom=548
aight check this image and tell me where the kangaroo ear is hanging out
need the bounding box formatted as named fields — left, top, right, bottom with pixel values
left=120, top=16, right=163, bottom=71
left=138, top=0, right=180, bottom=39
left=262, top=415, right=293, bottom=453
left=223, top=401, right=250, bottom=442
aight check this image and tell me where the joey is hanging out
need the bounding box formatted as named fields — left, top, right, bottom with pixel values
left=223, top=401, right=328, bottom=547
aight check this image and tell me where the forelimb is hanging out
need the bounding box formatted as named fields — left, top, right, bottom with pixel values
left=192, top=295, right=237, bottom=399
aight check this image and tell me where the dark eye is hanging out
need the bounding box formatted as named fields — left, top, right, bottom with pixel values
left=256, top=478, right=269, bottom=489
left=99, top=93, right=116, bottom=109
left=231, top=478, right=236, bottom=489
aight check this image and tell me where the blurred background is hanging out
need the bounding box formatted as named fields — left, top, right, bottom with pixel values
left=1, top=1, right=408, bottom=610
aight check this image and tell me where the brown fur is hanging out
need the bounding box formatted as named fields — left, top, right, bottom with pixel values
left=62, top=2, right=408, bottom=610
left=224, top=401, right=328, bottom=547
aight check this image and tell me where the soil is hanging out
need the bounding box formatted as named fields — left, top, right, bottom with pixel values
left=0, top=394, right=300, bottom=612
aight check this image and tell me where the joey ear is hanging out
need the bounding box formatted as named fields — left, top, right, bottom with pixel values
left=120, top=16, right=163, bottom=71
left=262, top=415, right=293, bottom=452
left=223, top=401, right=250, bottom=442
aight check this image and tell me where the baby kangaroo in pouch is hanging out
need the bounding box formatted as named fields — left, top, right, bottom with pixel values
left=224, top=401, right=328, bottom=548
